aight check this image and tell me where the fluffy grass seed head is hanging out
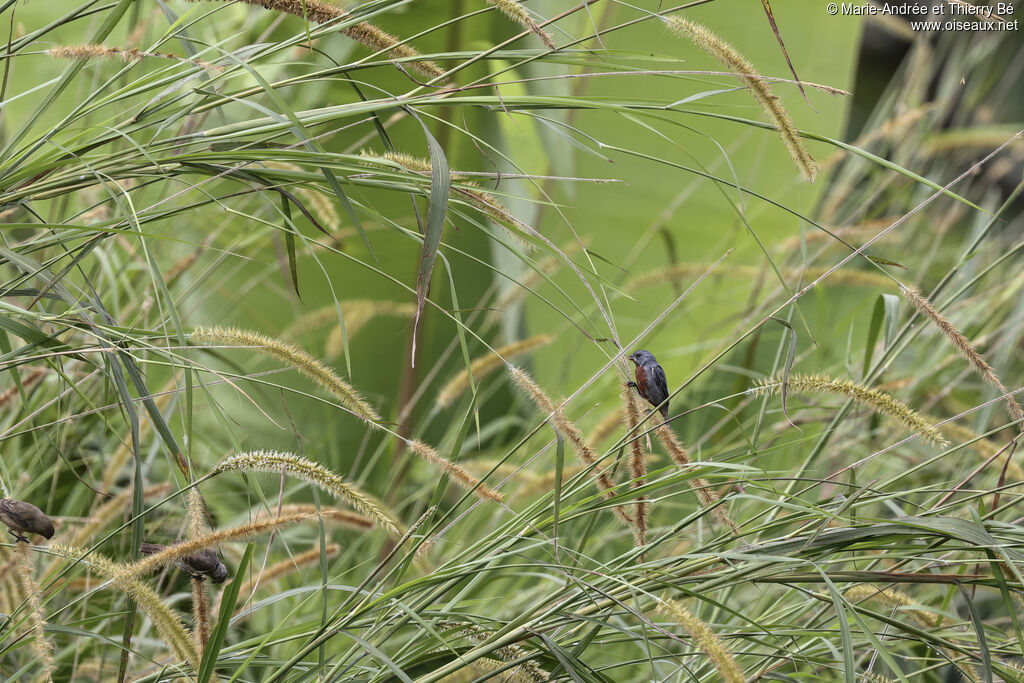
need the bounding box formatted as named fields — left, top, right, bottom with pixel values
left=215, top=451, right=399, bottom=534
left=71, top=483, right=171, bottom=547
left=754, top=373, right=949, bottom=446
left=233, top=544, right=341, bottom=601
left=437, top=335, right=554, bottom=407
left=844, top=585, right=938, bottom=627
left=655, top=424, right=736, bottom=532
left=255, top=503, right=375, bottom=530
left=622, top=387, right=649, bottom=550
left=49, top=44, right=222, bottom=70
left=407, top=440, right=504, bottom=502
left=185, top=0, right=445, bottom=79
left=191, top=326, right=381, bottom=425
left=588, top=405, right=626, bottom=445
left=50, top=544, right=200, bottom=667
left=509, top=366, right=635, bottom=527
left=486, top=0, right=556, bottom=49
left=657, top=597, right=745, bottom=683
left=324, top=301, right=416, bottom=359
left=126, top=512, right=323, bottom=579
left=626, top=263, right=894, bottom=293
left=14, top=544, right=54, bottom=681
left=260, top=161, right=340, bottom=232
left=901, top=286, right=1024, bottom=428
left=665, top=15, right=816, bottom=182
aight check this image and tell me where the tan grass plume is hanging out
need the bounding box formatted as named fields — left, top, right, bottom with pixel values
left=101, top=378, right=179, bottom=490
left=254, top=503, right=375, bottom=530
left=192, top=326, right=381, bottom=425
left=0, top=367, right=46, bottom=409
left=656, top=424, right=736, bottom=531
left=486, top=0, right=556, bottom=49
left=357, top=150, right=522, bottom=238
left=14, top=544, right=53, bottom=681
left=234, top=544, right=340, bottom=599
left=486, top=239, right=588, bottom=324
left=587, top=405, right=626, bottom=445
left=666, top=15, right=816, bottom=182
left=440, top=621, right=550, bottom=682
left=126, top=512, right=322, bottom=579
left=49, top=44, right=222, bottom=71
left=843, top=585, right=937, bottom=628
left=74, top=483, right=171, bottom=547
left=626, top=263, right=893, bottom=293
left=407, top=440, right=504, bottom=502
left=940, top=422, right=1024, bottom=480
left=185, top=0, right=445, bottom=79
left=901, top=286, right=1024, bottom=429
left=215, top=451, right=398, bottom=533
left=260, top=161, right=340, bottom=232
left=754, top=373, right=948, bottom=446
left=657, top=597, right=744, bottom=683
left=50, top=544, right=199, bottom=667
left=623, top=388, right=649, bottom=552
left=281, top=300, right=414, bottom=342
left=186, top=489, right=212, bottom=653
left=509, top=366, right=635, bottom=527
left=437, top=335, right=554, bottom=407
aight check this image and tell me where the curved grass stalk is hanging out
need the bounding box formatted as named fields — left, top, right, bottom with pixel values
left=214, top=451, right=399, bottom=533
left=49, top=544, right=200, bottom=668
left=191, top=327, right=382, bottom=425
left=406, top=440, right=504, bottom=502
left=509, top=366, right=635, bottom=527
left=901, top=286, right=1024, bottom=428
left=665, top=15, right=816, bottom=181
left=755, top=374, right=948, bottom=446
left=437, top=335, right=554, bottom=407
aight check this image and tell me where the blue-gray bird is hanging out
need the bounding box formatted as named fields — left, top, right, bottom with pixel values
left=627, top=349, right=670, bottom=420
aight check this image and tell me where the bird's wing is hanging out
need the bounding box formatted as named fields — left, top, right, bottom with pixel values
left=183, top=548, right=222, bottom=573
left=0, top=499, right=34, bottom=528
left=651, top=363, right=670, bottom=405
left=139, top=542, right=167, bottom=555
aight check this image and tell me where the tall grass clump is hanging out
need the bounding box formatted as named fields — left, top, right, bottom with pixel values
left=0, top=0, right=1021, bottom=680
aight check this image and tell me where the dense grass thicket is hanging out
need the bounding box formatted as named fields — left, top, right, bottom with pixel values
left=0, top=0, right=1022, bottom=680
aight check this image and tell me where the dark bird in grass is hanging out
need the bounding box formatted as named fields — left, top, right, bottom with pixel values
left=140, top=542, right=228, bottom=584
left=0, top=498, right=55, bottom=543
left=627, top=349, right=670, bottom=421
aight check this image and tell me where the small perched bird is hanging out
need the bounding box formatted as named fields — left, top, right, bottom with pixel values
left=140, top=542, right=228, bottom=584
left=0, top=498, right=55, bottom=543
left=627, top=349, right=670, bottom=421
